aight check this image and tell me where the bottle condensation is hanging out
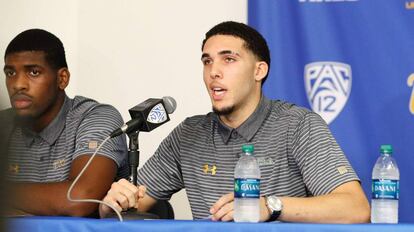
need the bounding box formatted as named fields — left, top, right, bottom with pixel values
left=234, top=144, right=261, bottom=222
left=371, top=144, right=400, bottom=223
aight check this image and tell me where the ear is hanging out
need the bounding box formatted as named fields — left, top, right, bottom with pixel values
left=254, top=61, right=268, bottom=82
left=57, top=68, right=70, bottom=90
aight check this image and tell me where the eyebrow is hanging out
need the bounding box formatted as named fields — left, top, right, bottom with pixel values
left=201, top=50, right=241, bottom=60
left=3, top=64, right=42, bottom=71
left=3, top=65, right=13, bottom=71
left=23, top=64, right=42, bottom=69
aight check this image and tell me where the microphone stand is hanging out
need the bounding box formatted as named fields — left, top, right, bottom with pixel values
left=106, top=130, right=158, bottom=220
left=128, top=131, right=140, bottom=186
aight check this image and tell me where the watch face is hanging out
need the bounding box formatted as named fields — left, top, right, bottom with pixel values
left=268, top=196, right=282, bottom=211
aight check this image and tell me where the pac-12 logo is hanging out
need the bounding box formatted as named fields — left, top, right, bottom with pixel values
left=147, top=103, right=168, bottom=124
left=304, top=62, right=352, bottom=124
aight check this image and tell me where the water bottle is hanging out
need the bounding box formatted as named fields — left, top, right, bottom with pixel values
left=371, top=144, right=400, bottom=223
left=234, top=144, right=261, bottom=222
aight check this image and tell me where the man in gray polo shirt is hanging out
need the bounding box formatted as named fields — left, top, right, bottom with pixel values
left=100, top=21, right=370, bottom=223
left=2, top=29, right=128, bottom=217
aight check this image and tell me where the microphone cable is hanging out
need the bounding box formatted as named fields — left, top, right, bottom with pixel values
left=66, top=135, right=124, bottom=222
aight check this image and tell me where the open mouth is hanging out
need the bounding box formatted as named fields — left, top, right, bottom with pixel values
left=212, top=87, right=226, bottom=96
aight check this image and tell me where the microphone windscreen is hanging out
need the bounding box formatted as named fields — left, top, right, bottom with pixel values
left=162, top=96, right=177, bottom=114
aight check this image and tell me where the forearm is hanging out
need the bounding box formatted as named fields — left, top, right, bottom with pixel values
left=11, top=181, right=100, bottom=216
left=212, top=184, right=369, bottom=223
left=278, top=192, right=370, bottom=223
left=10, top=156, right=118, bottom=217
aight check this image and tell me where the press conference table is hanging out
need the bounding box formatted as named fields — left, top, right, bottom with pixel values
left=7, top=216, right=414, bottom=232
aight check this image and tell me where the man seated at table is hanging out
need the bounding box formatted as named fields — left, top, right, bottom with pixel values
left=2, top=29, right=129, bottom=217
left=100, top=21, right=370, bottom=223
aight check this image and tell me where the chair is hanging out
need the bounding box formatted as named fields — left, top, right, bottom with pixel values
left=148, top=200, right=175, bottom=219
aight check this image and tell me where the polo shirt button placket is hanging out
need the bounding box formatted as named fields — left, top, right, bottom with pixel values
left=231, top=131, right=238, bottom=139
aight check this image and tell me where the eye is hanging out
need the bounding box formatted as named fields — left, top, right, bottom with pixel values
left=4, top=70, right=16, bottom=77
left=224, top=57, right=236, bottom=63
left=29, top=69, right=41, bottom=77
left=202, top=58, right=212, bottom=65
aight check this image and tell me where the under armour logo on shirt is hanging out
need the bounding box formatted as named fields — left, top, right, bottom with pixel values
left=203, top=164, right=217, bottom=175
left=8, top=164, right=19, bottom=174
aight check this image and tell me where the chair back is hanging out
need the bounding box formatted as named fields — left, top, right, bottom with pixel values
left=147, top=200, right=174, bottom=219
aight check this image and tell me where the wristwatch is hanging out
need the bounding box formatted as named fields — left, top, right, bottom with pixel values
left=265, top=195, right=283, bottom=221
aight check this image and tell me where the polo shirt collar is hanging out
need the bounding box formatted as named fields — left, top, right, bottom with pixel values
left=22, top=95, right=71, bottom=146
left=215, top=95, right=271, bottom=144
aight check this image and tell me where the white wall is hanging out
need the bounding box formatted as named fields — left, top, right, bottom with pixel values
left=0, top=0, right=247, bottom=219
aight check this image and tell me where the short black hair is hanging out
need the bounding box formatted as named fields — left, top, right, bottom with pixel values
left=4, top=29, right=68, bottom=70
left=202, top=21, right=271, bottom=85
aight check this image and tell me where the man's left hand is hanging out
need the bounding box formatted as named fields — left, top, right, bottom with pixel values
left=210, top=192, right=270, bottom=222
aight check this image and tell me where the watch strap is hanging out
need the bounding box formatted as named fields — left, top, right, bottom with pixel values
left=266, top=196, right=282, bottom=222
left=267, top=208, right=281, bottom=221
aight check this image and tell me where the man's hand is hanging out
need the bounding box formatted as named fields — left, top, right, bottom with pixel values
left=209, top=192, right=270, bottom=222
left=209, top=193, right=234, bottom=221
left=99, top=179, right=147, bottom=218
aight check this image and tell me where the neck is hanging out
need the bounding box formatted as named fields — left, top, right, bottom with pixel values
left=32, top=92, right=66, bottom=133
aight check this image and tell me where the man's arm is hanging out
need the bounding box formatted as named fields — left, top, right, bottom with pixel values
left=210, top=181, right=370, bottom=223
left=11, top=155, right=118, bottom=216
left=276, top=181, right=370, bottom=223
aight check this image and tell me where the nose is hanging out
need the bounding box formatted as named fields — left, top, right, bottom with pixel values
left=209, top=62, right=222, bottom=79
left=10, top=72, right=29, bottom=92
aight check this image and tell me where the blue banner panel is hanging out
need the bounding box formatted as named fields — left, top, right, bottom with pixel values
left=249, top=0, right=414, bottom=223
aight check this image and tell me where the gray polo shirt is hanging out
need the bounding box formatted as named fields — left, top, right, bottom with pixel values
left=6, top=95, right=128, bottom=182
left=137, top=96, right=359, bottom=219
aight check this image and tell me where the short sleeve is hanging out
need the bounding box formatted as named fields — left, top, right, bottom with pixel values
left=290, top=112, right=359, bottom=195
left=72, top=104, right=128, bottom=176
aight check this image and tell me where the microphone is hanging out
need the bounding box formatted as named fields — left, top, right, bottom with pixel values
left=110, top=96, right=177, bottom=138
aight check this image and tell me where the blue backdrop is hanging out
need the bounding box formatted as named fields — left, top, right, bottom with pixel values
left=248, top=0, right=414, bottom=223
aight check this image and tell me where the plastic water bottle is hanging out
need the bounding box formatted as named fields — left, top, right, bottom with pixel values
left=234, top=144, right=261, bottom=222
left=371, top=144, right=400, bottom=223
